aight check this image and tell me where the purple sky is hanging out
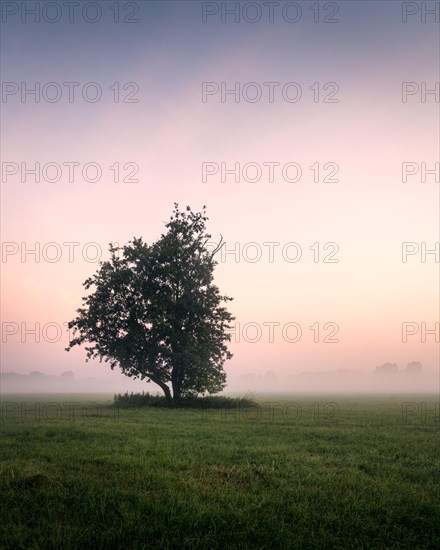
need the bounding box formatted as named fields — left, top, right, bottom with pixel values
left=1, top=1, right=439, bottom=393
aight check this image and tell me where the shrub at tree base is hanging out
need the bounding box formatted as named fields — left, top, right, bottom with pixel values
left=113, top=391, right=256, bottom=409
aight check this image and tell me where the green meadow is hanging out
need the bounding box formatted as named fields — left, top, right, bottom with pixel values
left=0, top=394, right=438, bottom=549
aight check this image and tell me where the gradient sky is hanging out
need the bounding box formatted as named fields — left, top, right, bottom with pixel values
left=1, top=1, right=439, bottom=392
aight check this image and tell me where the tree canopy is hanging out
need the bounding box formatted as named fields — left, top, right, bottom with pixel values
left=66, top=204, right=235, bottom=400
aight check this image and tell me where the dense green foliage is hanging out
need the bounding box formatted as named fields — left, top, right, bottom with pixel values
left=1, top=394, right=439, bottom=549
left=66, top=205, right=234, bottom=400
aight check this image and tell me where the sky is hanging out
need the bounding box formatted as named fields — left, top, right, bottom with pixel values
left=1, top=0, right=439, bottom=394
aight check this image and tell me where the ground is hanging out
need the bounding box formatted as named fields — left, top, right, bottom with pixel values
left=0, top=394, right=438, bottom=549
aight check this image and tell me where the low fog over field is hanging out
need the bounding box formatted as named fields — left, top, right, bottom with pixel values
left=1, top=363, right=437, bottom=394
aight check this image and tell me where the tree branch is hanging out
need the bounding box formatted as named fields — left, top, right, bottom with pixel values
left=209, top=235, right=224, bottom=261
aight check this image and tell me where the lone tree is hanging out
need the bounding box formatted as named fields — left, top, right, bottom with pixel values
left=66, top=204, right=235, bottom=401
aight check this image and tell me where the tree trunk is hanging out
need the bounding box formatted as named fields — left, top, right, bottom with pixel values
left=150, top=376, right=172, bottom=401
left=162, top=384, right=172, bottom=401
left=172, top=364, right=182, bottom=401
left=172, top=385, right=181, bottom=401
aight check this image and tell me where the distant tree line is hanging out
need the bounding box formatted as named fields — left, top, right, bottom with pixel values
left=375, top=361, right=423, bottom=375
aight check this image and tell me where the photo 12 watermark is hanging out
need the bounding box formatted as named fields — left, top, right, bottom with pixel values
left=401, top=242, right=439, bottom=263
left=227, top=321, right=340, bottom=344
left=401, top=82, right=439, bottom=103
left=401, top=162, right=439, bottom=183
left=401, top=402, right=439, bottom=424
left=1, top=1, right=140, bottom=24
left=401, top=322, right=440, bottom=343
left=2, top=321, right=73, bottom=344
left=2, top=162, right=140, bottom=184
left=201, top=401, right=340, bottom=424
left=1, top=82, right=140, bottom=103
left=0, top=401, right=120, bottom=423
left=202, top=161, right=340, bottom=184
left=1, top=241, right=119, bottom=264
left=201, top=2, right=340, bottom=24
left=202, top=81, right=340, bottom=103
left=205, top=241, right=340, bottom=264
left=401, top=2, right=439, bottom=23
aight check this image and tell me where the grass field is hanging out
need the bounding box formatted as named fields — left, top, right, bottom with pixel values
left=0, top=394, right=439, bottom=549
